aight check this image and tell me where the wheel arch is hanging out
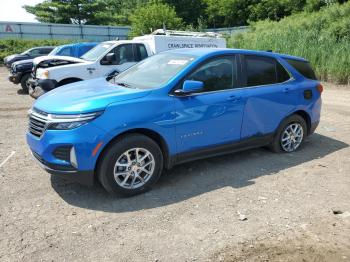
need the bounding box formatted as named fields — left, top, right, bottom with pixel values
left=293, top=110, right=311, bottom=135
left=57, top=77, right=83, bottom=87
left=95, top=128, right=171, bottom=178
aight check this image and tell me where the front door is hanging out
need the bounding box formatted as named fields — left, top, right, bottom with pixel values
left=174, top=55, right=246, bottom=154
left=97, top=44, right=136, bottom=79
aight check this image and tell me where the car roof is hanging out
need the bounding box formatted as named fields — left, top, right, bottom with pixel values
left=30, top=46, right=55, bottom=49
left=56, top=42, right=98, bottom=48
left=165, top=48, right=307, bottom=62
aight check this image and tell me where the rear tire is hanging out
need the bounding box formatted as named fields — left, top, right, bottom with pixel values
left=20, top=73, right=31, bottom=93
left=97, top=134, right=164, bottom=196
left=270, top=114, right=307, bottom=153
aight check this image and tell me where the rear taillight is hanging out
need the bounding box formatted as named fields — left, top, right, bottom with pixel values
left=316, top=84, right=323, bottom=94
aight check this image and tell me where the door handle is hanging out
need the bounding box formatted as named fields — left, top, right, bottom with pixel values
left=283, top=87, right=291, bottom=93
left=226, top=95, right=241, bottom=102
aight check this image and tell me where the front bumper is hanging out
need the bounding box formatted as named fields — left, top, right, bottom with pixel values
left=31, top=151, right=94, bottom=186
left=29, top=78, right=58, bottom=92
left=26, top=123, right=106, bottom=186
left=309, top=121, right=319, bottom=135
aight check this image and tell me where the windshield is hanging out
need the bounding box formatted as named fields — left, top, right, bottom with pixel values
left=20, top=49, right=31, bottom=55
left=80, top=42, right=114, bottom=61
left=48, top=46, right=61, bottom=56
left=113, top=53, right=197, bottom=89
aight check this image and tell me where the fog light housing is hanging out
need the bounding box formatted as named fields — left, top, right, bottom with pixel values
left=70, top=147, right=78, bottom=168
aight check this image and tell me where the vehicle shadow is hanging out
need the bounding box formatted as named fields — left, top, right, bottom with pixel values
left=51, top=133, right=348, bottom=212
left=16, top=89, right=28, bottom=95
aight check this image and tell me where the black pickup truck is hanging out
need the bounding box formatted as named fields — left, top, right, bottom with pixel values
left=3, top=46, right=54, bottom=68
left=8, top=59, right=33, bottom=92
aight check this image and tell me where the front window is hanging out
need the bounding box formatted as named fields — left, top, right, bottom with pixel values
left=112, top=53, right=197, bottom=89
left=23, top=48, right=41, bottom=56
left=187, top=56, right=237, bottom=92
left=81, top=43, right=114, bottom=61
left=101, top=44, right=134, bottom=65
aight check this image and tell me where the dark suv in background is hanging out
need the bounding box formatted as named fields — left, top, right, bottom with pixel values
left=8, top=43, right=97, bottom=93
left=3, top=46, right=54, bottom=68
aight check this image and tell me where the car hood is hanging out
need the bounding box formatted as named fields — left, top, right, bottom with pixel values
left=33, top=55, right=85, bottom=65
left=12, top=59, right=33, bottom=67
left=4, top=54, right=15, bottom=62
left=5, top=54, right=25, bottom=62
left=34, top=77, right=152, bottom=114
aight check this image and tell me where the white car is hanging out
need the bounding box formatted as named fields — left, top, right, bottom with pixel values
left=30, top=30, right=226, bottom=98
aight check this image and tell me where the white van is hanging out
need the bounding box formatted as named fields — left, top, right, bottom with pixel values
left=29, top=30, right=226, bottom=98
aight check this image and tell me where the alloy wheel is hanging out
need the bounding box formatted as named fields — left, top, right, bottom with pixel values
left=280, top=123, right=304, bottom=152
left=113, top=148, right=155, bottom=189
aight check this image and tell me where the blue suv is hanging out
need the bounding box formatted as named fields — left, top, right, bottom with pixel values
left=26, top=49, right=322, bottom=196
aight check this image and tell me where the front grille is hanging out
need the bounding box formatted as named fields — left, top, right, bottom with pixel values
left=28, top=108, right=49, bottom=138
left=10, top=65, right=16, bottom=74
left=53, top=146, right=71, bottom=162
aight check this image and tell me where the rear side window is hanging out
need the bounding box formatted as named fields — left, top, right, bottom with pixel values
left=285, top=59, right=317, bottom=80
left=244, top=55, right=290, bottom=87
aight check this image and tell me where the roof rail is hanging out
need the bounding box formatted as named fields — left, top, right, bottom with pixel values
left=151, top=29, right=222, bottom=38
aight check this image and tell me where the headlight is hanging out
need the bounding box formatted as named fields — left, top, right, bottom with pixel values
left=47, top=111, right=103, bottom=130
left=37, top=69, right=49, bottom=79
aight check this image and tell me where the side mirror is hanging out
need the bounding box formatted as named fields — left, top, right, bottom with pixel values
left=174, top=80, right=203, bottom=96
left=101, top=53, right=115, bottom=65
left=106, top=53, right=114, bottom=62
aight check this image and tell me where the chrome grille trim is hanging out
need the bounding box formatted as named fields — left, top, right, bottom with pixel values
left=27, top=107, right=103, bottom=138
left=28, top=108, right=49, bottom=138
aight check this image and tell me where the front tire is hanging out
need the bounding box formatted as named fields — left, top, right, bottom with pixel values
left=97, top=134, right=164, bottom=196
left=270, top=115, right=307, bottom=153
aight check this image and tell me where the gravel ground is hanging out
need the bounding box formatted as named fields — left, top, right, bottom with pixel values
left=0, top=67, right=349, bottom=262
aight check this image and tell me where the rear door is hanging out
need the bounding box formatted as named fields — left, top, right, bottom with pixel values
left=240, top=55, right=296, bottom=139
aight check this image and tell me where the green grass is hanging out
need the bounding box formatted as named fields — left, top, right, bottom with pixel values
left=229, top=2, right=350, bottom=84
left=0, top=39, right=73, bottom=64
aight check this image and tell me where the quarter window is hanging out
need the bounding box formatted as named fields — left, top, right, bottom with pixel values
left=285, top=59, right=317, bottom=80
left=244, top=55, right=290, bottom=87
left=187, top=56, right=237, bottom=92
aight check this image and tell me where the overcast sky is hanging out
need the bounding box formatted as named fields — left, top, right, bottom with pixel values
left=0, top=0, right=44, bottom=23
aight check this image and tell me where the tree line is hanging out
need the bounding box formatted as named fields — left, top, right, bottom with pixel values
left=24, top=0, right=348, bottom=36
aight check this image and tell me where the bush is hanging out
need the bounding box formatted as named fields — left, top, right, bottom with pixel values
left=0, top=39, right=72, bottom=64
left=129, top=1, right=183, bottom=37
left=229, top=2, right=350, bottom=84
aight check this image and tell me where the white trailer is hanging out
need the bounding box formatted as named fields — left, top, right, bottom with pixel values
left=30, top=29, right=226, bottom=98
